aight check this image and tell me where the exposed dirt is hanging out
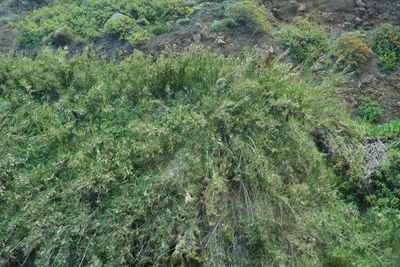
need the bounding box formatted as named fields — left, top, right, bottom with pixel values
left=138, top=3, right=275, bottom=57
left=0, top=0, right=17, bottom=53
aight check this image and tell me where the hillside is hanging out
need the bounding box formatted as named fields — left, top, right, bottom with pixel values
left=0, top=0, right=400, bottom=266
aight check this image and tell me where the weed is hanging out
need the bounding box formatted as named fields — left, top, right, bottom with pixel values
left=275, top=17, right=329, bottom=64
left=370, top=24, right=400, bottom=73
left=359, top=97, right=382, bottom=123
left=335, top=35, right=371, bottom=73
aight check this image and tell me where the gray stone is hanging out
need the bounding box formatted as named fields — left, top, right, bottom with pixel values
left=255, top=48, right=271, bottom=64
left=354, top=17, right=363, bottom=24
left=217, top=39, right=226, bottom=46
left=110, top=13, right=125, bottom=20
left=356, top=0, right=366, bottom=7
left=330, top=0, right=354, bottom=12
left=313, top=63, right=325, bottom=72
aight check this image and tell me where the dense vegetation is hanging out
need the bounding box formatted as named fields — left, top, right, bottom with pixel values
left=1, top=0, right=400, bottom=266
left=370, top=24, right=400, bottom=73
left=17, top=0, right=194, bottom=47
left=0, top=48, right=399, bottom=266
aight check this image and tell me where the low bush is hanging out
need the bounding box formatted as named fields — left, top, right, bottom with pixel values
left=16, top=0, right=193, bottom=48
left=368, top=149, right=400, bottom=212
left=335, top=35, right=371, bottom=73
left=370, top=24, right=400, bottom=73
left=275, top=17, right=329, bottom=64
left=225, top=0, right=270, bottom=33
left=359, top=97, right=382, bottom=123
left=370, top=120, right=400, bottom=138
left=104, top=14, right=137, bottom=39
left=1, top=49, right=398, bottom=266
left=211, top=17, right=237, bottom=31
left=17, top=19, right=44, bottom=48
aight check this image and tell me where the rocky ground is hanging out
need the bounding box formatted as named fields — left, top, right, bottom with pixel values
left=0, top=0, right=17, bottom=54
left=0, top=0, right=399, bottom=122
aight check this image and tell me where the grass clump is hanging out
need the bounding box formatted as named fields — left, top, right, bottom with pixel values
left=0, top=49, right=399, bottom=266
left=104, top=14, right=137, bottom=39
left=335, top=35, right=372, bottom=73
left=370, top=24, right=400, bottom=73
left=275, top=17, right=329, bottom=64
left=359, top=97, right=382, bottom=123
left=226, top=0, right=270, bottom=33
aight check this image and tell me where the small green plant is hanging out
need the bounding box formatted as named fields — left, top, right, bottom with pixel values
left=149, top=23, right=170, bottom=35
left=359, top=98, right=382, bottom=123
left=370, top=120, right=400, bottom=138
left=335, top=35, right=371, bottom=73
left=211, top=17, right=236, bottom=31
left=17, top=19, right=44, bottom=48
left=368, top=142, right=400, bottom=212
left=275, top=17, right=329, bottom=64
left=226, top=0, right=270, bottom=33
left=104, top=14, right=137, bottom=39
left=370, top=24, right=400, bottom=73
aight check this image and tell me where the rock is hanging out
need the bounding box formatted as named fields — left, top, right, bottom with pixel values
left=217, top=38, right=226, bottom=46
left=354, top=17, right=363, bottom=24
left=137, top=18, right=150, bottom=26
left=268, top=46, right=274, bottom=55
left=110, top=13, right=125, bottom=20
left=311, top=0, right=354, bottom=12
left=255, top=48, right=271, bottom=64
left=216, top=78, right=227, bottom=88
left=192, top=33, right=202, bottom=42
left=343, top=22, right=353, bottom=29
left=356, top=0, right=366, bottom=7
left=321, top=12, right=331, bottom=21
left=297, top=4, right=307, bottom=13
left=330, top=0, right=354, bottom=12
left=358, top=7, right=366, bottom=12
left=313, top=63, right=325, bottom=72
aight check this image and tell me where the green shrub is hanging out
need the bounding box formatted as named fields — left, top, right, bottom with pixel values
left=335, top=35, right=372, bottom=73
left=275, top=17, right=329, bottom=64
left=359, top=97, right=382, bottom=123
left=15, top=0, right=193, bottom=48
left=226, top=0, right=270, bottom=33
left=149, top=23, right=170, bottom=35
left=211, top=17, right=236, bottom=31
left=1, top=49, right=398, bottom=266
left=17, top=19, right=44, bottom=48
left=104, top=14, right=137, bottom=39
left=370, top=24, right=400, bottom=73
left=370, top=120, right=400, bottom=138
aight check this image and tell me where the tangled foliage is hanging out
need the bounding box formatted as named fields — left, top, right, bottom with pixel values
left=359, top=97, right=382, bottom=123
left=368, top=120, right=400, bottom=213
left=335, top=35, right=371, bottom=73
left=211, top=0, right=270, bottom=33
left=370, top=24, right=400, bottom=73
left=275, top=17, right=329, bottom=64
left=0, top=49, right=399, bottom=266
left=226, top=0, right=270, bottom=33
left=104, top=14, right=137, bottom=39
left=16, top=0, right=192, bottom=48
